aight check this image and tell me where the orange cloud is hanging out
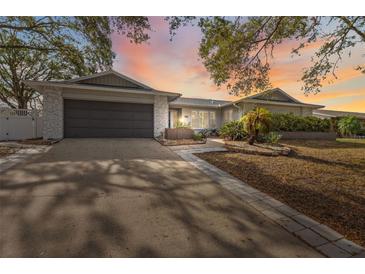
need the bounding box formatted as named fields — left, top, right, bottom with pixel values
left=297, top=87, right=365, bottom=102
left=328, top=99, right=365, bottom=112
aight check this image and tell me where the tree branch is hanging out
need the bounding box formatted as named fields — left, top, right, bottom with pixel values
left=0, top=44, right=56, bottom=51
left=338, top=16, right=365, bottom=41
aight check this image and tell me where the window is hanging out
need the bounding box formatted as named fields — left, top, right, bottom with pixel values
left=210, top=112, right=216, bottom=128
left=191, top=110, right=216, bottom=128
left=191, top=111, right=199, bottom=128
left=223, top=109, right=233, bottom=123
left=200, top=111, right=209, bottom=128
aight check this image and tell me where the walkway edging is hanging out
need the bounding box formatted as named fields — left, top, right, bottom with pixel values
left=175, top=147, right=365, bottom=258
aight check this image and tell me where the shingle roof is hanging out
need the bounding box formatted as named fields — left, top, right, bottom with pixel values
left=222, top=88, right=323, bottom=108
left=313, top=109, right=365, bottom=119
left=170, top=97, right=231, bottom=107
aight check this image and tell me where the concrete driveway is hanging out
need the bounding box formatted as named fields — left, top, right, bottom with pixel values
left=0, top=139, right=321, bottom=257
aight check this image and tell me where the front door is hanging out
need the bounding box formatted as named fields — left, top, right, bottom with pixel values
left=169, top=109, right=179, bottom=128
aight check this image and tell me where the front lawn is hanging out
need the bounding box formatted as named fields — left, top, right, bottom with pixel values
left=336, top=138, right=365, bottom=144
left=196, top=139, right=365, bottom=246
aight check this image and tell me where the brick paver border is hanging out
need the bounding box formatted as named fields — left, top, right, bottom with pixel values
left=175, top=147, right=365, bottom=258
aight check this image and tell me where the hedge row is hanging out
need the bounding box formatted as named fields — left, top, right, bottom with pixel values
left=270, top=113, right=331, bottom=132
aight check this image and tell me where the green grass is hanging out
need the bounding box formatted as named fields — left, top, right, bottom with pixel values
left=337, top=138, right=365, bottom=144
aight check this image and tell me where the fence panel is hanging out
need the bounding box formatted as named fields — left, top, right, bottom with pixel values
left=0, top=108, right=42, bottom=140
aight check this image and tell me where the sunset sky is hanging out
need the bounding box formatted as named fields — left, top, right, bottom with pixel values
left=112, top=17, right=365, bottom=112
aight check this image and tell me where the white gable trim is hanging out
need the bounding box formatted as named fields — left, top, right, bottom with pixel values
left=67, top=69, right=153, bottom=90
left=23, top=80, right=181, bottom=101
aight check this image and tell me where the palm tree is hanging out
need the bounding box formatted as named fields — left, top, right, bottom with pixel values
left=243, top=107, right=272, bottom=145
left=337, top=115, right=361, bottom=137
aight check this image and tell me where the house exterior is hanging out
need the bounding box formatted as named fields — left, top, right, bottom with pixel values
left=170, top=89, right=324, bottom=130
left=24, top=70, right=324, bottom=140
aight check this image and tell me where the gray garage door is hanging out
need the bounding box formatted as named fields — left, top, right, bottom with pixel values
left=64, top=99, right=153, bottom=138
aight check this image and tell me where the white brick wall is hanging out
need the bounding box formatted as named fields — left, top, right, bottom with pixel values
left=154, top=95, right=168, bottom=137
left=43, top=91, right=63, bottom=140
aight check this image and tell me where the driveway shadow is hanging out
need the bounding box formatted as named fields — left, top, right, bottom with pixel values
left=0, top=139, right=320, bottom=257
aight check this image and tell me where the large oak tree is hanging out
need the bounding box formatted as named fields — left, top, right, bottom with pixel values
left=169, top=16, right=365, bottom=96
left=0, top=16, right=151, bottom=108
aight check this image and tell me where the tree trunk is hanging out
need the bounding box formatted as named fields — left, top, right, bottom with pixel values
left=248, top=135, right=255, bottom=145
left=16, top=97, right=27, bottom=109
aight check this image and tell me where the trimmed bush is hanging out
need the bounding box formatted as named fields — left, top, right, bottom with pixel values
left=271, top=113, right=331, bottom=132
left=192, top=132, right=205, bottom=141
left=174, top=120, right=190, bottom=128
left=198, top=128, right=219, bottom=138
left=264, top=132, right=282, bottom=144
left=219, top=120, right=247, bottom=141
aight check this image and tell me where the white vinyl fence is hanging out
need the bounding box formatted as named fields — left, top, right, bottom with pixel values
left=0, top=108, right=43, bottom=141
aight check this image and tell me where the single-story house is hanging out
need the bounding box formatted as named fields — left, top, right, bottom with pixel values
left=24, top=70, right=324, bottom=139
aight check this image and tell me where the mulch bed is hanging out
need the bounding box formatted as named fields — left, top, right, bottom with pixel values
left=17, top=138, right=56, bottom=145
left=196, top=139, right=365, bottom=247
left=225, top=140, right=291, bottom=156
left=156, top=138, right=206, bottom=146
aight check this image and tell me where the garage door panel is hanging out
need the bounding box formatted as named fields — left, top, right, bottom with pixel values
left=66, top=118, right=153, bottom=129
left=65, top=109, right=153, bottom=121
left=65, top=100, right=153, bottom=112
left=64, top=99, right=154, bottom=138
left=65, top=128, right=153, bottom=138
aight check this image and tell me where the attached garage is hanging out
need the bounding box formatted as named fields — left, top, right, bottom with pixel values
left=64, top=99, right=154, bottom=138
left=23, top=70, right=180, bottom=140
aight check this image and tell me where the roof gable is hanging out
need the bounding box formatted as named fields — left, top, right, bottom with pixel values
left=245, top=88, right=301, bottom=104
left=68, top=70, right=152, bottom=90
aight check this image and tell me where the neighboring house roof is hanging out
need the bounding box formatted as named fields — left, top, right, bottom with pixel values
left=23, top=70, right=181, bottom=101
left=313, top=109, right=365, bottom=119
left=222, top=88, right=324, bottom=109
left=170, top=97, right=230, bottom=108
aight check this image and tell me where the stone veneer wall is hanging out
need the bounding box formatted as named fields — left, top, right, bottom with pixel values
left=154, top=95, right=168, bottom=137
left=43, top=91, right=63, bottom=140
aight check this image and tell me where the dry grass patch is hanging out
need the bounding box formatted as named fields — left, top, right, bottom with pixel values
left=196, top=139, right=365, bottom=246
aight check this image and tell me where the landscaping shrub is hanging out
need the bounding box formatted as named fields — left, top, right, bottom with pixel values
left=337, top=115, right=361, bottom=136
left=174, top=120, right=190, bottom=128
left=358, top=128, right=365, bottom=136
left=199, top=128, right=219, bottom=138
left=219, top=120, right=247, bottom=141
left=271, top=113, right=331, bottom=132
left=264, top=132, right=282, bottom=144
left=192, top=132, right=204, bottom=141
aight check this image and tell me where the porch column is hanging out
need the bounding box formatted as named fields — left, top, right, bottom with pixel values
left=42, top=90, right=63, bottom=140
left=154, top=95, right=168, bottom=137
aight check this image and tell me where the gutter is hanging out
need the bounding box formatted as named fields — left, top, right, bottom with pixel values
left=23, top=80, right=181, bottom=99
